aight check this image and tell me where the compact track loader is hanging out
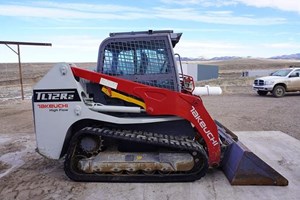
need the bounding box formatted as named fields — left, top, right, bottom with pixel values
left=33, top=30, right=288, bottom=185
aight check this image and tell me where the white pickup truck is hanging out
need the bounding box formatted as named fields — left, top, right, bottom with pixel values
left=253, top=67, right=300, bottom=97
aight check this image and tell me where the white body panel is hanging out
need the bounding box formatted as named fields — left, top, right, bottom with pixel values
left=33, top=63, right=181, bottom=159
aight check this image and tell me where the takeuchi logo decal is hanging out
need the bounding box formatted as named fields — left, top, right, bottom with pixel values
left=37, top=103, right=69, bottom=113
left=190, top=106, right=219, bottom=146
left=38, top=104, right=68, bottom=109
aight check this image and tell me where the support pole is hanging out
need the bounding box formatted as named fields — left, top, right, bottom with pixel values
left=17, top=45, right=24, bottom=100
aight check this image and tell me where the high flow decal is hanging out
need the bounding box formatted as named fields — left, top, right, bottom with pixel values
left=33, top=89, right=81, bottom=102
left=190, top=106, right=219, bottom=146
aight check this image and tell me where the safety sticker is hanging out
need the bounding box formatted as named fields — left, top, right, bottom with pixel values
left=99, top=78, right=118, bottom=89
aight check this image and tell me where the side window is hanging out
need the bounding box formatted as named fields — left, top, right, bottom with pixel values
left=118, top=50, right=135, bottom=75
left=103, top=49, right=135, bottom=75
left=100, top=38, right=178, bottom=91
left=103, top=40, right=170, bottom=75
left=103, top=50, right=112, bottom=72
left=290, top=70, right=300, bottom=77
left=141, top=49, right=168, bottom=74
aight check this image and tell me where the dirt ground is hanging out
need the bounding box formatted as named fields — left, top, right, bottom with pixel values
left=0, top=60, right=300, bottom=199
left=0, top=93, right=299, bottom=199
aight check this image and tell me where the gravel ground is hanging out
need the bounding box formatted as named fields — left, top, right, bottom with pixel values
left=202, top=93, right=300, bottom=141
left=0, top=92, right=300, bottom=199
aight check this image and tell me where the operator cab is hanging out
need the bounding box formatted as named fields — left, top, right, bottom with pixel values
left=96, top=30, right=182, bottom=91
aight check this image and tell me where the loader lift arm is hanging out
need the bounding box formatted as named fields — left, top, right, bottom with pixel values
left=71, top=66, right=221, bottom=167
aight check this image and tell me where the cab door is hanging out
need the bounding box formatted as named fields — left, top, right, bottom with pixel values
left=288, top=69, right=300, bottom=91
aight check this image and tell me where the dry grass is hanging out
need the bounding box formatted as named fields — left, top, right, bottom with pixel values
left=1, top=58, right=300, bottom=95
left=0, top=62, right=96, bottom=86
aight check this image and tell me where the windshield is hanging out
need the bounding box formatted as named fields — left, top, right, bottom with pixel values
left=271, top=69, right=292, bottom=77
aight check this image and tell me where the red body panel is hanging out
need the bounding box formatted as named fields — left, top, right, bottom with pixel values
left=71, top=66, right=221, bottom=166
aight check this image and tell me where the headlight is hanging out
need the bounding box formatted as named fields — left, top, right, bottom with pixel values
left=265, top=80, right=274, bottom=85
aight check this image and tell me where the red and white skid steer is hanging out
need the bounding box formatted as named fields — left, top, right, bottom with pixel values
left=32, top=30, right=288, bottom=185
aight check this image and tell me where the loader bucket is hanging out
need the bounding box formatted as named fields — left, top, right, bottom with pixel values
left=216, top=121, right=288, bottom=186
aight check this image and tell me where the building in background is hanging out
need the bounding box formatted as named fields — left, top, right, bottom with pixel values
left=179, top=63, right=219, bottom=81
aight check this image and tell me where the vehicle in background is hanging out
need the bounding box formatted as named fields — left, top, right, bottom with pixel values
left=253, top=67, right=300, bottom=97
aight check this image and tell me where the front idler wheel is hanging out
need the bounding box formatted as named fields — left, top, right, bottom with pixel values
left=79, top=134, right=104, bottom=156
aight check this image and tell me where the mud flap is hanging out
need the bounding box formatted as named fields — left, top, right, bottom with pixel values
left=216, top=120, right=288, bottom=186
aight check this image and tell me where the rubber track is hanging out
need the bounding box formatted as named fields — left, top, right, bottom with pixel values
left=64, top=126, right=209, bottom=182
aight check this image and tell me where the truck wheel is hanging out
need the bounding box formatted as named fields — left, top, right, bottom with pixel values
left=257, top=91, right=268, bottom=96
left=272, top=85, right=285, bottom=97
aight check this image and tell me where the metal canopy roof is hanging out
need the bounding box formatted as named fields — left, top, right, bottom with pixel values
left=0, top=41, right=52, bottom=46
left=0, top=41, right=52, bottom=100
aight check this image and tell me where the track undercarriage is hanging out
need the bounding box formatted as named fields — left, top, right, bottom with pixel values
left=64, top=126, right=209, bottom=182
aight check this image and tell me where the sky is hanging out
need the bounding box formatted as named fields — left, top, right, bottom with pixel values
left=0, top=0, right=300, bottom=62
